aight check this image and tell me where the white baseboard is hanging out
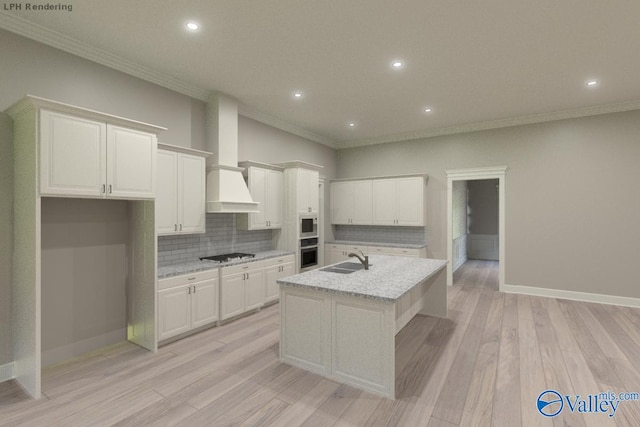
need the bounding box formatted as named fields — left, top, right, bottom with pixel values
left=0, top=362, right=15, bottom=383
left=502, top=284, right=640, bottom=309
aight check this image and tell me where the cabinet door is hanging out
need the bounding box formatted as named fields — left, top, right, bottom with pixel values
left=106, top=125, right=156, bottom=199
left=40, top=109, right=106, bottom=197
left=330, top=181, right=352, bottom=224
left=297, top=169, right=319, bottom=213
left=266, top=169, right=283, bottom=228
left=158, top=285, right=191, bottom=341
left=156, top=150, right=178, bottom=235
left=396, top=177, right=424, bottom=226
left=248, top=167, right=267, bottom=229
left=265, top=264, right=280, bottom=303
left=245, top=269, right=265, bottom=311
left=265, top=260, right=294, bottom=303
left=178, top=153, right=206, bottom=233
left=220, top=272, right=246, bottom=320
left=372, top=179, right=396, bottom=225
left=351, top=180, right=373, bottom=224
left=191, top=278, right=218, bottom=328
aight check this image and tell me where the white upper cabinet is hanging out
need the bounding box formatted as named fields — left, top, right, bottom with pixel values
left=106, top=125, right=156, bottom=199
left=373, top=176, right=425, bottom=226
left=40, top=109, right=160, bottom=200
left=40, top=110, right=106, bottom=197
left=238, top=162, right=284, bottom=230
left=330, top=180, right=372, bottom=224
left=156, top=144, right=209, bottom=236
left=297, top=168, right=319, bottom=214
left=331, top=175, right=426, bottom=227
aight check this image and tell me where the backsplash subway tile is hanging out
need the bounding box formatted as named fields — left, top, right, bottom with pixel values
left=334, top=225, right=426, bottom=245
left=158, top=213, right=273, bottom=266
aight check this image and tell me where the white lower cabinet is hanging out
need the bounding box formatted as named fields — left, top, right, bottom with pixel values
left=158, top=270, right=219, bottom=341
left=220, top=262, right=266, bottom=320
left=265, top=255, right=295, bottom=303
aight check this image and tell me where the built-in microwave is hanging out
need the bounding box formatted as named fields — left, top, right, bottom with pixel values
left=299, top=214, right=318, bottom=238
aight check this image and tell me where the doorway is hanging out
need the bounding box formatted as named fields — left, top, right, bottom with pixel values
left=446, top=167, right=507, bottom=291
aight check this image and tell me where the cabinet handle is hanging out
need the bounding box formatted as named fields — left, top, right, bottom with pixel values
left=188, top=287, right=191, bottom=294
left=174, top=224, right=178, bottom=231
left=180, top=224, right=183, bottom=231
left=109, top=184, right=112, bottom=194
left=308, top=207, right=311, bottom=212
left=187, top=277, right=195, bottom=281
left=193, top=285, right=196, bottom=293
left=101, top=184, right=106, bottom=194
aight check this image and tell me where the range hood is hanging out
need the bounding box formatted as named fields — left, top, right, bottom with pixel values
left=205, top=94, right=259, bottom=213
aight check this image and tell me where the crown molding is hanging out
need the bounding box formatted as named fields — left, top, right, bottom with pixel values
left=238, top=103, right=338, bottom=149
left=0, top=12, right=211, bottom=101
left=339, top=99, right=640, bottom=149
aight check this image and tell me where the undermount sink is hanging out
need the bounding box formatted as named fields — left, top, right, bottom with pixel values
left=320, top=262, right=365, bottom=274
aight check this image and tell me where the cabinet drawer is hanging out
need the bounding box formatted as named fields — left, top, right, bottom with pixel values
left=366, top=246, right=395, bottom=255
left=159, top=269, right=219, bottom=290
left=266, top=255, right=295, bottom=266
left=390, top=247, right=420, bottom=257
left=221, top=260, right=266, bottom=276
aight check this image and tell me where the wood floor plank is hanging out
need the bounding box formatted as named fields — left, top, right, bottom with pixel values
left=268, top=379, right=342, bottom=427
left=431, top=290, right=493, bottom=424
left=240, top=398, right=290, bottom=427
left=516, top=295, right=547, bottom=427
left=491, top=293, right=522, bottom=427
left=531, top=297, right=586, bottom=427
left=299, top=384, right=362, bottom=427
left=458, top=349, right=497, bottom=427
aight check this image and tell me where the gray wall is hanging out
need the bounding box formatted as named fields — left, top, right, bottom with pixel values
left=467, top=179, right=499, bottom=235
left=337, top=111, right=640, bottom=298
left=0, top=28, right=206, bottom=149
left=0, top=113, right=13, bottom=367
left=41, top=198, right=129, bottom=366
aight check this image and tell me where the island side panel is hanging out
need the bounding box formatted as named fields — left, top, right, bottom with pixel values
left=279, top=286, right=332, bottom=376
left=332, top=295, right=395, bottom=399
left=419, top=266, right=448, bottom=318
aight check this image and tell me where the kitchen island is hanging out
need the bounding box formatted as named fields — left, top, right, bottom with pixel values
left=277, top=255, right=448, bottom=399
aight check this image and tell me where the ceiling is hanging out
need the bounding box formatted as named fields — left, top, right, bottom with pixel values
left=3, top=1, right=640, bottom=149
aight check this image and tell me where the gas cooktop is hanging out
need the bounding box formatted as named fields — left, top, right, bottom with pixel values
left=199, top=252, right=255, bottom=263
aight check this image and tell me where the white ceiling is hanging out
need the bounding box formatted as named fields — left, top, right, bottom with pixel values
left=3, top=1, right=640, bottom=149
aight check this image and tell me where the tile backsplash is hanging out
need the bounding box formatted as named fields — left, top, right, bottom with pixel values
left=158, top=213, right=273, bottom=266
left=334, top=225, right=426, bottom=245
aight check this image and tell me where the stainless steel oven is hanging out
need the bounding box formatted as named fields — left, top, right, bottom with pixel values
left=300, top=237, right=318, bottom=271
left=299, top=214, right=318, bottom=238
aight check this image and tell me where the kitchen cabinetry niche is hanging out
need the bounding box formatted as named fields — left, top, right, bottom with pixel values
left=330, top=175, right=427, bottom=226
left=158, top=270, right=219, bottom=341
left=156, top=144, right=210, bottom=236
left=5, top=96, right=164, bottom=399
left=237, top=161, right=284, bottom=230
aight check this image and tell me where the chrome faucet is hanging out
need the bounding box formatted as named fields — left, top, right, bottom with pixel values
left=348, top=251, right=369, bottom=270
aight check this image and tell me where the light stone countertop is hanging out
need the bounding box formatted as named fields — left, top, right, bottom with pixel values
left=158, top=250, right=295, bottom=279
left=326, top=240, right=427, bottom=249
left=277, top=255, right=447, bottom=302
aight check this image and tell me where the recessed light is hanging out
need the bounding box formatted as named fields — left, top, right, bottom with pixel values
left=391, top=60, right=404, bottom=69
left=186, top=21, right=200, bottom=31
left=586, top=80, right=599, bottom=87
left=348, top=122, right=357, bottom=128
left=424, top=107, right=433, bottom=113
left=293, top=92, right=303, bottom=99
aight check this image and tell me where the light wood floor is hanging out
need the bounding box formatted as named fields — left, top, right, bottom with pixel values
left=2, top=260, right=640, bottom=426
